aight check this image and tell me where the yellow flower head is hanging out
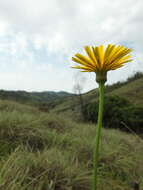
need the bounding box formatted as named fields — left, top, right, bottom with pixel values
left=72, top=44, right=132, bottom=73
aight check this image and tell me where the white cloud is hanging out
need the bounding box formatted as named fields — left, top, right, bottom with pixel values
left=0, top=0, right=142, bottom=92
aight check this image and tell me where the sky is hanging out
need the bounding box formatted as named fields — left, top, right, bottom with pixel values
left=0, top=0, right=143, bottom=93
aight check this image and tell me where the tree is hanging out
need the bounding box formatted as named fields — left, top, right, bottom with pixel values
left=72, top=72, right=86, bottom=118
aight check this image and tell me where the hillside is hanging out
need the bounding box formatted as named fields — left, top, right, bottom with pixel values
left=0, top=100, right=142, bottom=190
left=83, top=76, right=143, bottom=106
left=49, top=73, right=143, bottom=115
left=108, top=77, right=143, bottom=106
left=0, top=73, right=142, bottom=115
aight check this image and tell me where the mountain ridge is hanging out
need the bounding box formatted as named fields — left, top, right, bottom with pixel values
left=0, top=72, right=143, bottom=112
left=0, top=89, right=73, bottom=105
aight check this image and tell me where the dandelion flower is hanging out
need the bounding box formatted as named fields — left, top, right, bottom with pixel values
left=72, top=44, right=132, bottom=83
left=71, top=44, right=133, bottom=190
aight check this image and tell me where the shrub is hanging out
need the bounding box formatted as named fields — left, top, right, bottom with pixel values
left=83, top=96, right=143, bottom=133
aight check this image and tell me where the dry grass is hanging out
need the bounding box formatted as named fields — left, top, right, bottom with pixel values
left=0, top=100, right=142, bottom=189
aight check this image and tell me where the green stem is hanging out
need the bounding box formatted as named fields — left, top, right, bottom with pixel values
left=92, top=82, right=105, bottom=190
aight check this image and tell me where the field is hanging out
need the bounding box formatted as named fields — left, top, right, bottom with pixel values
left=0, top=73, right=143, bottom=189
left=0, top=99, right=142, bottom=190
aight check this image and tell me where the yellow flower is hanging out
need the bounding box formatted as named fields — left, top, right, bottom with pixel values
left=71, top=44, right=133, bottom=190
left=72, top=44, right=132, bottom=72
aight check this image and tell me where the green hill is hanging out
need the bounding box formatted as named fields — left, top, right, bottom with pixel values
left=0, top=90, right=73, bottom=105
left=0, top=72, right=142, bottom=115
left=108, top=77, right=143, bottom=106
left=49, top=72, right=143, bottom=115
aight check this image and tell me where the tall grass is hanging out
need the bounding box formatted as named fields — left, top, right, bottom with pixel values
left=0, top=101, right=142, bottom=189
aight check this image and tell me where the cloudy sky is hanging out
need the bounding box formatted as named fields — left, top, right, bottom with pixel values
left=0, top=0, right=143, bottom=93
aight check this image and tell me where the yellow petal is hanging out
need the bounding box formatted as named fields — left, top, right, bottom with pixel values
left=93, top=47, right=100, bottom=66
left=71, top=65, right=95, bottom=72
left=71, top=44, right=133, bottom=73
left=104, top=45, right=118, bottom=65
left=72, top=57, right=95, bottom=70
left=97, top=45, right=105, bottom=67
left=110, top=64, right=124, bottom=70
left=111, top=48, right=132, bottom=63
left=75, top=53, right=95, bottom=67
left=84, top=46, right=98, bottom=67
left=104, top=44, right=116, bottom=63
left=111, top=55, right=132, bottom=66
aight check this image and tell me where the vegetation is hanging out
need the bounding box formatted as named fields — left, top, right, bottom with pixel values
left=0, top=72, right=142, bottom=189
left=106, top=72, right=143, bottom=93
left=83, top=95, right=143, bottom=133
left=0, top=90, right=72, bottom=106
left=48, top=72, right=143, bottom=115
left=0, top=99, right=142, bottom=189
left=0, top=72, right=143, bottom=115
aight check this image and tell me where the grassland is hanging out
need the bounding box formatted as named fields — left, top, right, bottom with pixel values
left=0, top=100, right=142, bottom=190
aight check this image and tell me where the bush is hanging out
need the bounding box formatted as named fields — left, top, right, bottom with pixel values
left=83, top=96, right=143, bottom=133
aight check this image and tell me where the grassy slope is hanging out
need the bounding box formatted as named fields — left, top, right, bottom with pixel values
left=50, top=76, right=143, bottom=115
left=0, top=100, right=142, bottom=190
left=109, top=77, right=143, bottom=106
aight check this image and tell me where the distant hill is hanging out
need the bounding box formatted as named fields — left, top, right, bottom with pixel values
left=0, top=90, right=73, bottom=105
left=0, top=72, right=143, bottom=114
